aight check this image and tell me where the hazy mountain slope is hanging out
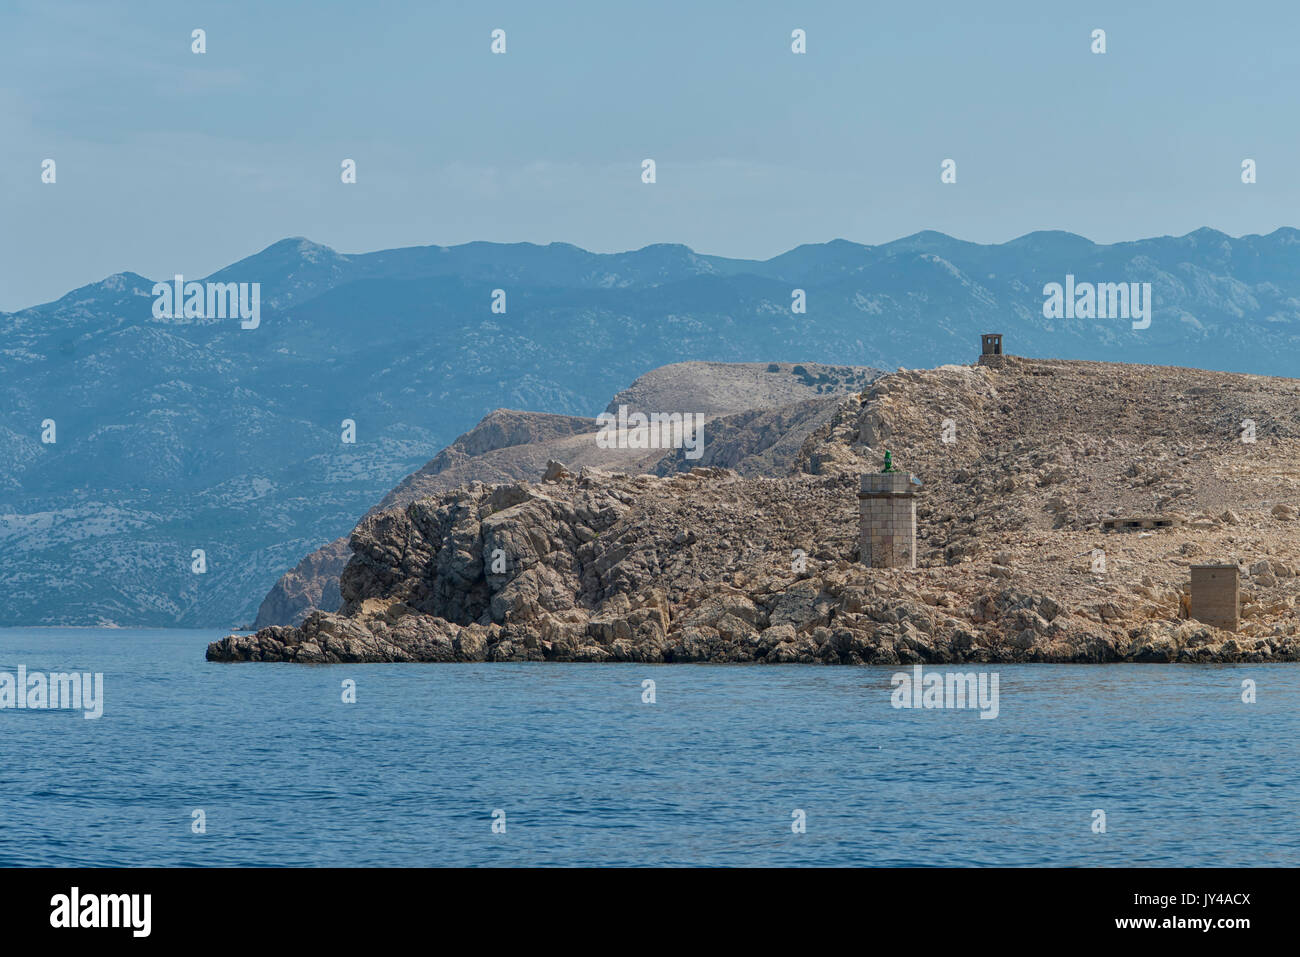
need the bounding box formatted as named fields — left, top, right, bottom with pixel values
left=651, top=397, right=848, bottom=476
left=604, top=361, right=875, bottom=415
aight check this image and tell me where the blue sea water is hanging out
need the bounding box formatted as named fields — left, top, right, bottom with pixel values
left=0, top=627, right=1296, bottom=867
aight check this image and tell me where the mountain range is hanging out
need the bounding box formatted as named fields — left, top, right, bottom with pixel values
left=5, top=226, right=1300, bottom=627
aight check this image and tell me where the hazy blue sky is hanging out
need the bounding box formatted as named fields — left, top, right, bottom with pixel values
left=2, top=0, right=1295, bottom=310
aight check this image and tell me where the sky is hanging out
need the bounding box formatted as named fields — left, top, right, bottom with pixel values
left=1, top=0, right=1296, bottom=311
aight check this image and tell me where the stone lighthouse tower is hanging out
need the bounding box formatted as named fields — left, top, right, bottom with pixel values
left=858, top=453, right=920, bottom=568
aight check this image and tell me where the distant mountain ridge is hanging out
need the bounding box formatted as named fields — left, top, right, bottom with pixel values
left=5, top=227, right=1300, bottom=626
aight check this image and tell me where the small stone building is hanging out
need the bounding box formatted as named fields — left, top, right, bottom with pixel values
left=858, top=471, right=919, bottom=568
left=1189, top=564, right=1239, bottom=631
left=977, top=334, right=1007, bottom=368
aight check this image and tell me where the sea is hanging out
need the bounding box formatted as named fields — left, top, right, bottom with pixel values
left=1, top=627, right=1296, bottom=867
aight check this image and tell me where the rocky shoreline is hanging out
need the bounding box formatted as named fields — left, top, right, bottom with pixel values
left=206, top=482, right=1299, bottom=666
left=206, top=583, right=1300, bottom=665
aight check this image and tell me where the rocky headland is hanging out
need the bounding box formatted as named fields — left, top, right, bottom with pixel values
left=210, top=355, right=1300, bottom=664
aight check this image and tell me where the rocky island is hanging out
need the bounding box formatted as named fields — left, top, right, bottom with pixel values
left=208, top=354, right=1300, bottom=664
